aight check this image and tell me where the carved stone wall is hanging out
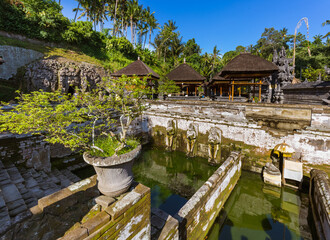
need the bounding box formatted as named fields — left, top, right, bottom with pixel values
left=145, top=100, right=330, bottom=168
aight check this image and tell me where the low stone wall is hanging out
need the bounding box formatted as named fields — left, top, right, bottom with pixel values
left=145, top=100, right=330, bottom=170
left=61, top=182, right=150, bottom=240
left=1, top=175, right=151, bottom=239
left=158, top=151, right=242, bottom=240
left=310, top=169, right=330, bottom=240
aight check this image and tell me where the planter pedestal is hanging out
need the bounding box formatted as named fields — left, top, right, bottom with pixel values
left=83, top=145, right=141, bottom=197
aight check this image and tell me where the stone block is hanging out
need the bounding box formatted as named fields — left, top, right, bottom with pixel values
left=38, top=188, right=72, bottom=210
left=60, top=225, right=88, bottom=240
left=263, top=171, right=281, bottom=187
left=105, top=191, right=142, bottom=220
left=95, top=195, right=116, bottom=209
left=151, top=214, right=166, bottom=230
left=2, top=184, right=22, bottom=203
left=81, top=211, right=111, bottom=235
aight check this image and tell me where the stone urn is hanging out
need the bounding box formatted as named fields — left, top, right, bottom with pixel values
left=83, top=145, right=142, bottom=197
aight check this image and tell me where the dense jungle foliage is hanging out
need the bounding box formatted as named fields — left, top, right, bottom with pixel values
left=0, top=0, right=329, bottom=82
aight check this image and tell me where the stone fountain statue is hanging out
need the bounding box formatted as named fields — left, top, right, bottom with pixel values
left=186, top=123, right=198, bottom=157
left=166, top=119, right=176, bottom=151
left=207, top=127, right=222, bottom=165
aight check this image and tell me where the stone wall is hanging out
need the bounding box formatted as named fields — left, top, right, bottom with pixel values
left=24, top=57, right=107, bottom=92
left=0, top=45, right=44, bottom=80
left=61, top=182, right=151, bottom=240
left=310, top=169, right=330, bottom=240
left=158, top=151, right=242, bottom=240
left=145, top=100, right=330, bottom=170
left=1, top=175, right=151, bottom=240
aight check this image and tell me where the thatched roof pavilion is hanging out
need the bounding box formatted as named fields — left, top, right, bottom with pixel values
left=210, top=53, right=278, bottom=101
left=166, top=62, right=206, bottom=96
left=220, top=53, right=278, bottom=79
left=111, top=58, right=160, bottom=80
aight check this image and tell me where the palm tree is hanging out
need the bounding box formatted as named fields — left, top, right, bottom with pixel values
left=146, top=7, right=159, bottom=49
left=322, top=20, right=330, bottom=38
left=127, top=0, right=140, bottom=44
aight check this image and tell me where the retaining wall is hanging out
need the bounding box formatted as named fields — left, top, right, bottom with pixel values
left=310, top=169, right=330, bottom=240
left=145, top=100, right=330, bottom=169
left=158, top=151, right=242, bottom=240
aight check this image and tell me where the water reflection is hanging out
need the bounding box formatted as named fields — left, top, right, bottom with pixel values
left=133, top=145, right=217, bottom=208
left=207, top=171, right=305, bottom=240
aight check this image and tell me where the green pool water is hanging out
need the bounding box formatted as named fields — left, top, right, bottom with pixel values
left=132, top=145, right=217, bottom=209
left=207, top=171, right=314, bottom=240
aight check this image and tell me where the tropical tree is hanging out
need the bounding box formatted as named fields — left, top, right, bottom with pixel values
left=322, top=20, right=330, bottom=39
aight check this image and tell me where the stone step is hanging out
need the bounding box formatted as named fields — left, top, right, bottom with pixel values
left=61, top=169, right=80, bottom=183
left=7, top=199, right=27, bottom=217
left=7, top=167, right=24, bottom=184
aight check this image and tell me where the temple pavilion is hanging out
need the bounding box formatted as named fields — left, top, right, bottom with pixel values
left=166, top=61, right=206, bottom=96
left=209, top=53, right=278, bottom=101
left=111, top=57, right=160, bottom=86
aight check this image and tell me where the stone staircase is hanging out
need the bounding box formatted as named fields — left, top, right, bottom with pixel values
left=0, top=160, right=81, bottom=235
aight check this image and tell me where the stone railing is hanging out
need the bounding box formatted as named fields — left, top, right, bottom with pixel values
left=309, top=169, right=330, bottom=240
left=158, top=151, right=242, bottom=240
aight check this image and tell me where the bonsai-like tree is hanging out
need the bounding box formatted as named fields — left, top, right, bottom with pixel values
left=0, top=75, right=151, bottom=157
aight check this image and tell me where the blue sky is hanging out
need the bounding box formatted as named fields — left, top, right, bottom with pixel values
left=61, top=0, right=330, bottom=54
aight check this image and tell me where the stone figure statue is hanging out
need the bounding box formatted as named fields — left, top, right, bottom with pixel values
left=186, top=123, right=198, bottom=157
left=166, top=119, right=176, bottom=151
left=207, top=127, right=222, bottom=165
left=272, top=47, right=294, bottom=103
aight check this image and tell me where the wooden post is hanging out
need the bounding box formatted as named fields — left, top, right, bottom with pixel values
left=232, top=81, right=235, bottom=101
left=229, top=83, right=231, bottom=100
left=195, top=86, right=197, bottom=96
left=259, top=80, right=262, bottom=102
left=186, top=86, right=189, bottom=96
left=253, top=79, right=255, bottom=102
left=220, top=86, right=222, bottom=97
left=239, top=86, right=241, bottom=97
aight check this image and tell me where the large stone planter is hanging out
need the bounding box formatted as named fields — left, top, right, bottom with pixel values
left=83, top=145, right=142, bottom=197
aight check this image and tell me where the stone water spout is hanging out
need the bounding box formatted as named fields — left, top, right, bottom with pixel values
left=207, top=127, right=222, bottom=165
left=186, top=123, right=198, bottom=157
left=166, top=119, right=176, bottom=151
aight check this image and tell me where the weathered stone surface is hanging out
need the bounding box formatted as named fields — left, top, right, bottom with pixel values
left=2, top=184, right=22, bottom=203
left=145, top=101, right=330, bottom=166
left=0, top=45, right=44, bottom=80
left=24, top=56, right=107, bottom=92
left=95, top=195, right=115, bottom=209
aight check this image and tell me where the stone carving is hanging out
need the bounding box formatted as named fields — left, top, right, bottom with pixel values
left=26, top=145, right=51, bottom=173
left=207, top=127, right=222, bottom=165
left=272, top=47, right=294, bottom=104
left=166, top=119, right=177, bottom=151
left=263, top=162, right=281, bottom=187
left=186, top=123, right=198, bottom=157
left=24, top=57, right=107, bottom=92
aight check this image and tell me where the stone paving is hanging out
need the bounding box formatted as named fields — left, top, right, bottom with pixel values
left=0, top=159, right=81, bottom=235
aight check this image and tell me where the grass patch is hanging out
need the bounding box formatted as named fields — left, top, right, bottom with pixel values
left=89, top=136, right=139, bottom=157
left=0, top=35, right=103, bottom=67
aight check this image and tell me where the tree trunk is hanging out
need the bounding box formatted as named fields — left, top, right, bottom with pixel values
left=130, top=17, right=133, bottom=43
left=113, top=0, right=119, bottom=36
left=74, top=3, right=80, bottom=22
left=148, top=28, right=151, bottom=49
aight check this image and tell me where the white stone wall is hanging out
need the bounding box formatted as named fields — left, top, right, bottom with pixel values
left=145, top=101, right=330, bottom=165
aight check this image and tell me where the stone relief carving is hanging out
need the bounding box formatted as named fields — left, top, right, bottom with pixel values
left=186, top=123, right=198, bottom=157
left=166, top=119, right=177, bottom=151
left=207, top=127, right=222, bottom=165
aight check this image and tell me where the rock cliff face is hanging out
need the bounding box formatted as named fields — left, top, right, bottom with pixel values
left=24, top=56, right=108, bottom=92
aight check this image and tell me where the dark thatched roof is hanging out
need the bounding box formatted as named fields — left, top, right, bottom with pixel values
left=220, top=53, right=278, bottom=79
left=166, top=63, right=206, bottom=82
left=111, top=59, right=159, bottom=79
